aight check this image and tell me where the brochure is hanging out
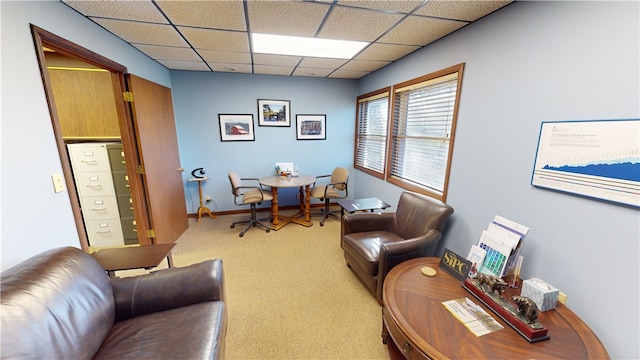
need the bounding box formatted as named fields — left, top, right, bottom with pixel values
left=442, top=297, right=504, bottom=336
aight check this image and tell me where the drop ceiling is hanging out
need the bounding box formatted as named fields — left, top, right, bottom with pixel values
left=62, top=0, right=512, bottom=79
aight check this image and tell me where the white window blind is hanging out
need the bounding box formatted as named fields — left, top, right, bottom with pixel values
left=355, top=89, right=389, bottom=176
left=390, top=71, right=460, bottom=198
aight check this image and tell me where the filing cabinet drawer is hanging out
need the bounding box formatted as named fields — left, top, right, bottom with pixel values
left=81, top=196, right=120, bottom=220
left=75, top=171, right=115, bottom=197
left=106, top=144, right=126, bottom=172
left=68, top=144, right=111, bottom=172
left=112, top=173, right=130, bottom=194
left=85, top=219, right=124, bottom=247
left=116, top=195, right=134, bottom=218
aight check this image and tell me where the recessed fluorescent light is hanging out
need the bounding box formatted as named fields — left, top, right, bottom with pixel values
left=252, top=33, right=368, bottom=59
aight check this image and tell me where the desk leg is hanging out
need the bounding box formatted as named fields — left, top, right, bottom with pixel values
left=271, top=187, right=279, bottom=227
left=303, top=184, right=311, bottom=222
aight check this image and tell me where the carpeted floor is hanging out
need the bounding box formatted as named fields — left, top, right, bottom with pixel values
left=169, top=211, right=390, bottom=360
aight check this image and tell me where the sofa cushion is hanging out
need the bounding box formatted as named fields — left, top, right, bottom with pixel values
left=1, top=247, right=115, bottom=359
left=94, top=301, right=226, bottom=360
left=342, top=231, right=404, bottom=274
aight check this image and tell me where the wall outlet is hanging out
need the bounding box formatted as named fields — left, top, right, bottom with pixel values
left=205, top=195, right=211, bottom=202
left=52, top=173, right=66, bottom=193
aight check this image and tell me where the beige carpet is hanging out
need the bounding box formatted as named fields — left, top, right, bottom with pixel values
left=170, top=211, right=390, bottom=360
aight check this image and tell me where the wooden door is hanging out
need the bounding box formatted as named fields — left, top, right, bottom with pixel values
left=127, top=75, right=188, bottom=244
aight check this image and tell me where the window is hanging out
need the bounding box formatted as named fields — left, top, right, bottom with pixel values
left=354, top=87, right=390, bottom=178
left=388, top=64, right=464, bottom=201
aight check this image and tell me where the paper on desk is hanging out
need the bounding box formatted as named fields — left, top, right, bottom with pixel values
left=442, top=298, right=503, bottom=336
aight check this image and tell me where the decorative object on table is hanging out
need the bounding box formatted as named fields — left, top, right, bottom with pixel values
left=521, top=278, right=559, bottom=311
left=463, top=277, right=550, bottom=343
left=191, top=167, right=205, bottom=178
left=275, top=162, right=296, bottom=177
left=439, top=248, right=472, bottom=282
left=511, top=296, right=539, bottom=324
left=531, top=118, right=640, bottom=208
left=218, top=114, right=255, bottom=141
left=258, top=99, right=290, bottom=127
left=476, top=272, right=508, bottom=296
left=296, top=114, right=326, bottom=140
left=309, top=166, right=348, bottom=226
left=473, top=215, right=529, bottom=279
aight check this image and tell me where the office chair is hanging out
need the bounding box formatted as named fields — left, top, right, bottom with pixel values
left=309, top=167, right=349, bottom=226
left=228, top=171, right=273, bottom=237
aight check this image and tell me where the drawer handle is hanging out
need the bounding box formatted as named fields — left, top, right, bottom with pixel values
left=96, top=230, right=112, bottom=235
left=402, top=342, right=411, bottom=354
left=86, top=184, right=103, bottom=189
left=91, top=208, right=107, bottom=212
left=81, top=160, right=98, bottom=165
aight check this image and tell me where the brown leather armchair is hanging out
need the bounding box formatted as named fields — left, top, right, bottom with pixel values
left=341, top=191, right=454, bottom=304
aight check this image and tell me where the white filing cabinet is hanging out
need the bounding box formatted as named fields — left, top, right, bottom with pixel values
left=68, top=142, right=125, bottom=247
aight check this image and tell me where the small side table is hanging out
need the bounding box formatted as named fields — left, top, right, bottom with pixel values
left=188, top=177, right=215, bottom=226
left=337, top=197, right=391, bottom=233
left=91, top=243, right=176, bottom=277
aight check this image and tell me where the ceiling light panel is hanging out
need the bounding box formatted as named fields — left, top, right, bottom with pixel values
left=252, top=33, right=367, bottom=59
left=156, top=1, right=246, bottom=31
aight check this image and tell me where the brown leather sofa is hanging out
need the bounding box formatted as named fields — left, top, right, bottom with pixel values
left=341, top=191, right=454, bottom=304
left=1, top=247, right=227, bottom=359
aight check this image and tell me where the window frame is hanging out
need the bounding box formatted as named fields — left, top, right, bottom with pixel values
left=353, top=87, right=391, bottom=179
left=386, top=63, right=464, bottom=202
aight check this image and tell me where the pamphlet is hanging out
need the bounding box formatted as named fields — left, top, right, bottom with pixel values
left=442, top=297, right=504, bottom=336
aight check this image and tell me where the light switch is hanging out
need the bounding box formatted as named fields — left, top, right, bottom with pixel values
left=52, top=173, right=66, bottom=193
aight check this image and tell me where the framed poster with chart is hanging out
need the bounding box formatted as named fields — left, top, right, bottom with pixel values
left=531, top=119, right=640, bottom=208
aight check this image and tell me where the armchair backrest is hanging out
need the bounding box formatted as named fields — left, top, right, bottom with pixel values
left=391, top=192, right=454, bottom=239
left=331, top=167, right=349, bottom=191
left=228, top=171, right=241, bottom=196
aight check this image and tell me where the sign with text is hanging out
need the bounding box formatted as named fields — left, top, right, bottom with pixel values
left=439, top=248, right=472, bottom=282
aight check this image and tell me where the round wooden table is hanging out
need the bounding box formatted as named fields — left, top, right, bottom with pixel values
left=382, top=257, right=609, bottom=360
left=259, top=175, right=316, bottom=230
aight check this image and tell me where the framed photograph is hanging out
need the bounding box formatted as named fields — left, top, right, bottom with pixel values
left=296, top=114, right=326, bottom=140
left=258, top=99, right=290, bottom=127
left=218, top=114, right=255, bottom=142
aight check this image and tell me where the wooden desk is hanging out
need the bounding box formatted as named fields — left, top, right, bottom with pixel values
left=259, top=175, right=315, bottom=230
left=91, top=243, right=176, bottom=277
left=382, top=257, right=609, bottom=360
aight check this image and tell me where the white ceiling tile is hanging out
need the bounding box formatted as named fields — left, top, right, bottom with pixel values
left=378, top=16, right=466, bottom=46
left=414, top=0, right=512, bottom=21
left=253, top=54, right=302, bottom=67
left=329, top=69, right=370, bottom=79
left=157, top=60, right=210, bottom=71
left=298, top=58, right=348, bottom=69
left=335, top=1, right=424, bottom=14
left=340, top=60, right=390, bottom=72
left=63, top=1, right=167, bottom=23
left=199, top=50, right=251, bottom=64
left=247, top=1, right=329, bottom=37
left=156, top=1, right=246, bottom=30
left=133, top=44, right=201, bottom=61
left=210, top=63, right=254, bottom=74
left=292, top=67, right=334, bottom=77
left=179, top=27, right=250, bottom=52
left=254, top=65, right=295, bottom=76
left=93, top=18, right=189, bottom=47
left=355, top=43, right=420, bottom=61
left=317, top=6, right=403, bottom=42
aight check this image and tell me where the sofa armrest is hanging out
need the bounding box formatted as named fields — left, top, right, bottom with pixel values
left=111, top=259, right=224, bottom=322
left=342, top=212, right=394, bottom=235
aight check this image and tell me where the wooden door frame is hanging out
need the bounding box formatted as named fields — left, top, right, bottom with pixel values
left=31, top=25, right=153, bottom=251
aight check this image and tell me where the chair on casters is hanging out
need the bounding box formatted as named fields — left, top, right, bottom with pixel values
left=228, top=171, right=273, bottom=237
left=309, top=167, right=349, bottom=226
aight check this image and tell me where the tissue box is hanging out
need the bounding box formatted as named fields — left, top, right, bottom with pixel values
left=521, top=278, right=559, bottom=311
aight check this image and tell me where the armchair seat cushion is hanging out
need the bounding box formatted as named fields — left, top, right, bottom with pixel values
left=343, top=231, right=405, bottom=274
left=95, top=302, right=226, bottom=359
